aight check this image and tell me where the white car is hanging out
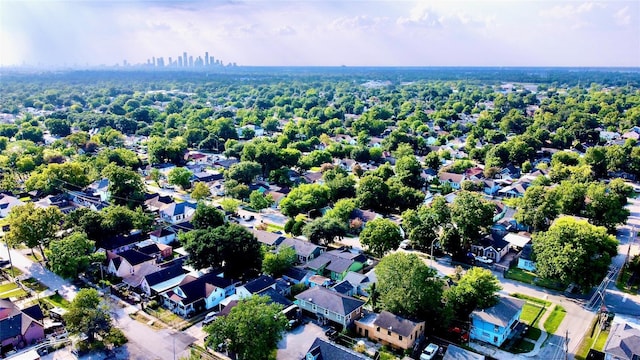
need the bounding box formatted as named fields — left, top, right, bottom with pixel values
left=475, top=255, right=494, bottom=264
left=420, top=343, right=439, bottom=360
left=203, top=312, right=217, bottom=325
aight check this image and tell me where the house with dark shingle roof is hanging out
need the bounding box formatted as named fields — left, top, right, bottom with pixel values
left=0, top=299, right=45, bottom=351
left=160, top=202, right=196, bottom=224
left=282, top=266, right=313, bottom=286
left=149, top=227, right=177, bottom=245
left=107, top=249, right=157, bottom=278
left=603, top=322, right=640, bottom=360
left=303, top=337, right=368, bottom=360
left=470, top=296, right=525, bottom=347
left=140, top=264, right=188, bottom=296
left=304, top=248, right=367, bottom=281
left=250, top=229, right=286, bottom=247
left=236, top=275, right=276, bottom=299
left=162, top=271, right=234, bottom=317
left=295, top=286, right=365, bottom=328
left=355, top=310, right=425, bottom=350
left=277, top=237, right=325, bottom=264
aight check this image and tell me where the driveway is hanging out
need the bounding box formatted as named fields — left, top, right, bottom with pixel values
left=277, top=321, right=327, bottom=359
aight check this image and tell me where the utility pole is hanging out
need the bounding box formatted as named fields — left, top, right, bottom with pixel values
left=564, top=330, right=569, bottom=360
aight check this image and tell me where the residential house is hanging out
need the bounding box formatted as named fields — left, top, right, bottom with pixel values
left=0, top=300, right=45, bottom=352
left=422, top=168, right=438, bottom=183
left=355, top=311, right=425, bottom=350
left=236, top=275, right=276, bottom=299
left=136, top=242, right=172, bottom=261
left=443, top=344, right=485, bottom=360
left=190, top=171, right=223, bottom=184
left=277, top=237, right=325, bottom=264
left=304, top=248, right=367, bottom=281
left=517, top=243, right=536, bottom=272
left=185, top=152, right=208, bottom=164
left=302, top=171, right=324, bottom=184
left=332, top=280, right=356, bottom=296
left=295, top=286, right=365, bottom=328
left=471, top=235, right=510, bottom=264
left=100, top=231, right=146, bottom=253
left=470, top=296, right=525, bottom=347
left=107, top=249, right=157, bottom=278
left=483, top=180, right=502, bottom=196
left=162, top=271, right=235, bottom=317
left=438, top=172, right=466, bottom=190
left=149, top=227, right=177, bottom=245
left=303, top=337, right=369, bottom=360
left=343, top=270, right=377, bottom=297
left=0, top=194, right=24, bottom=218
left=251, top=229, right=286, bottom=248
left=603, top=322, right=640, bottom=360
left=465, top=167, right=485, bottom=181
left=139, top=265, right=188, bottom=296
left=282, top=267, right=313, bottom=286
left=144, top=194, right=174, bottom=213
left=160, top=202, right=196, bottom=224
left=498, top=182, right=529, bottom=198
left=504, top=233, right=531, bottom=251
left=256, top=287, right=293, bottom=308
left=88, top=178, right=110, bottom=202
left=141, top=163, right=176, bottom=177
left=213, top=158, right=238, bottom=170
left=309, top=275, right=332, bottom=288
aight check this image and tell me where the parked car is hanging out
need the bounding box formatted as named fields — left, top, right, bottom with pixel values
left=420, top=343, right=439, bottom=360
left=203, top=312, right=217, bottom=325
left=287, top=318, right=300, bottom=330
left=475, top=255, right=494, bottom=264
left=325, top=328, right=338, bottom=340
left=399, top=240, right=412, bottom=250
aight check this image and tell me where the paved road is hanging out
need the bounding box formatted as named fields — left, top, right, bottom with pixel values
left=1, top=244, right=195, bottom=360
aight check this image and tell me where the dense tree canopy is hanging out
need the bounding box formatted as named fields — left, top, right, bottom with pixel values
left=444, top=267, right=501, bottom=319
left=359, top=218, right=403, bottom=257
left=532, top=217, right=618, bottom=288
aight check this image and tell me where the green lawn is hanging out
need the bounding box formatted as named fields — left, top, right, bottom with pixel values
left=544, top=305, right=567, bottom=334
left=511, top=293, right=552, bottom=307
left=575, top=316, right=610, bottom=360
left=1, top=266, right=24, bottom=278
left=42, top=294, right=71, bottom=309
left=520, top=303, right=545, bottom=327
left=505, top=268, right=567, bottom=291
left=0, top=282, right=18, bottom=292
left=0, top=288, right=27, bottom=299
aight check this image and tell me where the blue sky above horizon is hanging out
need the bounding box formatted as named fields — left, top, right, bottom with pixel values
left=1, top=0, right=638, bottom=67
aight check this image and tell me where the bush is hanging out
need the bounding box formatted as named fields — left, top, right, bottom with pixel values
left=105, top=328, right=128, bottom=347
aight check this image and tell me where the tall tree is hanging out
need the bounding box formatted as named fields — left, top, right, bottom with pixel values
left=515, top=185, right=559, bottom=231
left=5, top=203, right=63, bottom=261
left=46, top=232, right=102, bottom=279
left=450, top=191, right=495, bottom=246
left=249, top=190, right=274, bottom=211
left=167, top=167, right=193, bottom=190
left=225, top=161, right=262, bottom=185
left=532, top=217, right=618, bottom=288
left=191, top=181, right=211, bottom=201
left=444, top=267, right=501, bottom=319
left=182, top=224, right=262, bottom=279
left=192, top=203, right=225, bottom=230
left=279, top=183, right=330, bottom=217
left=25, top=161, right=92, bottom=195
left=302, top=216, right=347, bottom=245
left=64, top=288, right=113, bottom=343
left=375, top=252, right=447, bottom=323
left=359, top=218, right=403, bottom=257
left=262, top=246, right=297, bottom=277
left=102, top=163, right=145, bottom=208
left=205, top=295, right=287, bottom=360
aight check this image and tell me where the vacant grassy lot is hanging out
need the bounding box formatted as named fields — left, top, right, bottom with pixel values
left=544, top=305, right=567, bottom=334
left=575, top=317, right=610, bottom=360
left=505, top=268, right=566, bottom=291
left=520, top=303, right=545, bottom=327
left=42, top=294, right=71, bottom=309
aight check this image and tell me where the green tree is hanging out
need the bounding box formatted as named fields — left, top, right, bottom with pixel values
left=323, top=168, right=356, bottom=202
left=205, top=295, right=287, bottom=360
left=191, top=181, right=211, bottom=201
left=64, top=288, right=113, bottom=343
left=279, top=183, right=330, bottom=217
left=375, top=252, right=447, bottom=322
left=356, top=175, right=389, bottom=213
left=249, top=190, right=274, bottom=211
left=262, top=246, right=297, bottom=277
left=444, top=267, right=501, bottom=319
left=532, top=217, right=618, bottom=288
left=585, top=182, right=630, bottom=232
left=359, top=218, right=403, bottom=257
left=394, top=155, right=424, bottom=189
left=5, top=203, right=63, bottom=261
left=167, top=167, right=193, bottom=190
left=515, top=185, right=559, bottom=231
left=182, top=224, right=262, bottom=278
left=324, top=198, right=357, bottom=222
left=225, top=161, right=262, bottom=185
left=102, top=163, right=146, bottom=208
left=302, top=216, right=347, bottom=245
left=220, top=197, right=242, bottom=214
left=192, top=203, right=225, bottom=230
left=46, top=232, right=101, bottom=278
left=25, top=161, right=92, bottom=195
left=450, top=191, right=495, bottom=246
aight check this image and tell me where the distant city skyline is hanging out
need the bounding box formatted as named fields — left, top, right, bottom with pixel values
left=1, top=0, right=639, bottom=68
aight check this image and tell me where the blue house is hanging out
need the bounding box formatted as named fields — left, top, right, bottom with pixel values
left=470, top=296, right=525, bottom=347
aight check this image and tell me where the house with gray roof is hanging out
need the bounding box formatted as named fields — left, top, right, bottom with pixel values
left=604, top=322, right=640, bottom=360
left=303, top=337, right=368, bottom=360
left=278, top=237, right=325, bottom=263
left=295, top=286, right=365, bottom=328
left=0, top=299, right=45, bottom=353
left=304, top=248, right=367, bottom=281
left=470, top=296, right=525, bottom=347
left=355, top=310, right=425, bottom=350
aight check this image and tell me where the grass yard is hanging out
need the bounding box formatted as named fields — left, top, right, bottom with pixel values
left=575, top=316, right=610, bottom=360
left=1, top=266, right=24, bottom=278
left=520, top=303, right=545, bottom=327
left=22, top=278, right=48, bottom=292
left=505, top=268, right=566, bottom=291
left=0, top=282, right=18, bottom=293
left=544, top=305, right=567, bottom=334
left=511, top=293, right=552, bottom=307
left=42, top=294, right=71, bottom=309
left=0, top=288, right=27, bottom=299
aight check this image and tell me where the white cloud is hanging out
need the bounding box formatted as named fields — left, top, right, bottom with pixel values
left=614, top=6, right=631, bottom=26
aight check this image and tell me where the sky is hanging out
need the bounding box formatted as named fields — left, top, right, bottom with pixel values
left=0, top=0, right=639, bottom=68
